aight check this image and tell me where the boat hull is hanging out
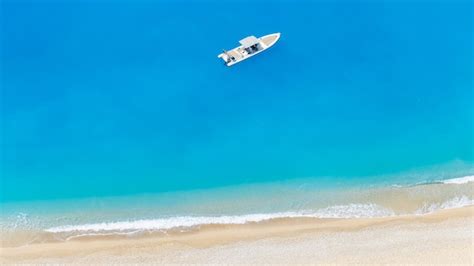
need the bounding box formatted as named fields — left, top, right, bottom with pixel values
left=218, top=33, right=280, bottom=66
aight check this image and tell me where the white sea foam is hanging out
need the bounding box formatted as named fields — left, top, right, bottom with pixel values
left=310, top=203, right=394, bottom=218
left=415, top=195, right=474, bottom=215
left=45, top=203, right=394, bottom=233
left=441, top=175, right=474, bottom=184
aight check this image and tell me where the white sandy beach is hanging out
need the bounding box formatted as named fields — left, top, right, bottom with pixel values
left=1, top=206, right=473, bottom=264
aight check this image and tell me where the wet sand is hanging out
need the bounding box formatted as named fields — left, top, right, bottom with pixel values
left=1, top=206, right=473, bottom=264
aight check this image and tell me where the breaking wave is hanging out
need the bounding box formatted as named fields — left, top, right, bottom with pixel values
left=45, top=196, right=473, bottom=234
left=440, top=175, right=474, bottom=184
left=415, top=195, right=474, bottom=215
left=46, top=203, right=394, bottom=234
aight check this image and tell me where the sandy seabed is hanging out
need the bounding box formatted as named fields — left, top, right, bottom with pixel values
left=1, top=206, right=473, bottom=264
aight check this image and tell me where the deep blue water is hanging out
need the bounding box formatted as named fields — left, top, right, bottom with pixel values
left=1, top=0, right=473, bottom=202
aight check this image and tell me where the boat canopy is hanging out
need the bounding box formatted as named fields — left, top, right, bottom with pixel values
left=239, top=36, right=259, bottom=48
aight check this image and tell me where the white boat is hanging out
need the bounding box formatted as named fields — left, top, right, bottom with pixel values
left=218, top=33, right=280, bottom=66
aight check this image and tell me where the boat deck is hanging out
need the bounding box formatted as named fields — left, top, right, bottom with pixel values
left=225, top=48, right=245, bottom=61
left=260, top=34, right=279, bottom=47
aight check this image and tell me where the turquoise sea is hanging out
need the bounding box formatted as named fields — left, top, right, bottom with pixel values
left=1, top=0, right=473, bottom=246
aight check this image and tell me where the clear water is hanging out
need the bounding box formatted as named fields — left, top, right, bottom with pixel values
left=1, top=0, right=473, bottom=246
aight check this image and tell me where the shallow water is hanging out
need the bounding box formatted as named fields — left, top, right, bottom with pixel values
left=1, top=164, right=473, bottom=247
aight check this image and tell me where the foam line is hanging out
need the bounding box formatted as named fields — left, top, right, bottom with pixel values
left=441, top=175, right=474, bottom=184
left=45, top=203, right=394, bottom=233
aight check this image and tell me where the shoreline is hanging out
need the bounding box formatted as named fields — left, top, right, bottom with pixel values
left=1, top=206, right=473, bottom=264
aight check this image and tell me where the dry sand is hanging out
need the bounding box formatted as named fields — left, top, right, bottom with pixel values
left=1, top=206, right=473, bottom=264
